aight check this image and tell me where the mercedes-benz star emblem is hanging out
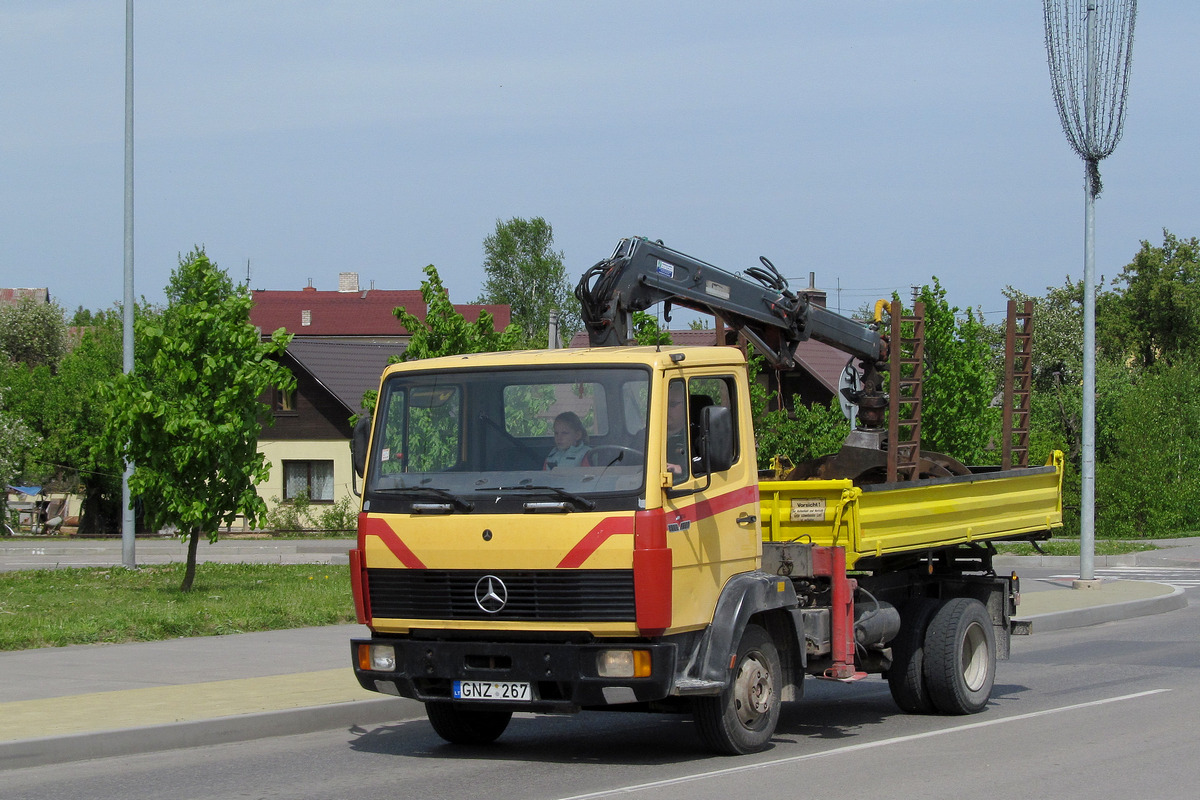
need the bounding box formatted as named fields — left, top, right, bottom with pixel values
left=474, top=575, right=508, bottom=614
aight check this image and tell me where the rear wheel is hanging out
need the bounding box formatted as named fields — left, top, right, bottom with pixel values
left=886, top=596, right=939, bottom=713
left=425, top=702, right=512, bottom=745
left=923, top=597, right=996, bottom=715
left=693, top=624, right=781, bottom=755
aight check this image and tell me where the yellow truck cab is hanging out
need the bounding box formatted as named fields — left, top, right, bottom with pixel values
left=349, top=344, right=1063, bottom=754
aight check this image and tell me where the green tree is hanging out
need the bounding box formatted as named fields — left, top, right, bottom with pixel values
left=631, top=310, right=672, bottom=346
left=357, top=265, right=522, bottom=419
left=0, top=302, right=162, bottom=533
left=907, top=279, right=997, bottom=464
left=0, top=389, right=38, bottom=528
left=106, top=249, right=295, bottom=591
left=396, top=264, right=520, bottom=361
left=1106, top=230, right=1200, bottom=368
left=1096, top=358, right=1200, bottom=537
left=746, top=349, right=850, bottom=469
left=477, top=217, right=580, bottom=347
left=70, top=306, right=114, bottom=326
left=52, top=306, right=162, bottom=532
left=0, top=361, right=48, bottom=484
left=1004, top=275, right=1132, bottom=535
left=0, top=295, right=67, bottom=370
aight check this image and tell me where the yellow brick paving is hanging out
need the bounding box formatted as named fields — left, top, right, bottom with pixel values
left=0, top=669, right=369, bottom=743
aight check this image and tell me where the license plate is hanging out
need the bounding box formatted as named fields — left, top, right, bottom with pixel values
left=453, top=680, right=531, bottom=701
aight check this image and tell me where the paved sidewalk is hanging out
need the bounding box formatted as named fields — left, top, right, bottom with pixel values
left=0, top=540, right=1194, bottom=771
left=0, top=537, right=353, bottom=572
left=0, top=625, right=422, bottom=770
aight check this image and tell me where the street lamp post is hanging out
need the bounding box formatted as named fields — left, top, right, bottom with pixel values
left=122, top=0, right=136, bottom=568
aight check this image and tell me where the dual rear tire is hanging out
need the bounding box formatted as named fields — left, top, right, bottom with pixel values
left=888, top=596, right=996, bottom=715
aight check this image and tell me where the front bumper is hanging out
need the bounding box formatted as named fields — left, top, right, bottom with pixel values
left=351, top=636, right=678, bottom=713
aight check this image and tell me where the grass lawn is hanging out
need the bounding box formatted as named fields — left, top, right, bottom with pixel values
left=0, top=563, right=354, bottom=651
left=994, top=539, right=1162, bottom=557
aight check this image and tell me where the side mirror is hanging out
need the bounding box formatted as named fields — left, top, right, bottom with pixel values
left=664, top=404, right=733, bottom=500
left=352, top=415, right=371, bottom=479
left=698, top=405, right=735, bottom=472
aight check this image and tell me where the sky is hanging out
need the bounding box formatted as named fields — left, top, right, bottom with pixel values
left=2, top=2, right=1196, bottom=327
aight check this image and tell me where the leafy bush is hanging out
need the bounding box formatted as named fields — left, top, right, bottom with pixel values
left=1096, top=359, right=1200, bottom=538
left=746, top=349, right=850, bottom=469
left=263, top=490, right=356, bottom=536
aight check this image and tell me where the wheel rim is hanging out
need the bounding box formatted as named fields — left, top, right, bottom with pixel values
left=959, top=621, right=990, bottom=692
left=732, top=652, right=775, bottom=728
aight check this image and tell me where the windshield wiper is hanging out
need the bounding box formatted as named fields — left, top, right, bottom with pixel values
left=476, top=484, right=596, bottom=511
left=375, top=486, right=475, bottom=512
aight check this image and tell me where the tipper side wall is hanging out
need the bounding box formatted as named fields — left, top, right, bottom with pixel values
left=759, top=452, right=1063, bottom=568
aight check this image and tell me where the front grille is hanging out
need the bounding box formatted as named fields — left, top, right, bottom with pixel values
left=367, top=569, right=636, bottom=622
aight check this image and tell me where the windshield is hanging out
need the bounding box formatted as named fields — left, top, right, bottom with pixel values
left=364, top=366, right=649, bottom=513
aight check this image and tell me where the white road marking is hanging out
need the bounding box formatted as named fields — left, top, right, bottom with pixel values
left=1050, top=567, right=1200, bottom=587
left=556, top=689, right=1171, bottom=800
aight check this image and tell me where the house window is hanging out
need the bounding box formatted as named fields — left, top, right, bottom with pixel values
left=283, top=460, right=334, bottom=502
left=273, top=387, right=297, bottom=413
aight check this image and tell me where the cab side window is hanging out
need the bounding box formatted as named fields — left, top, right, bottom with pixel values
left=687, top=376, right=738, bottom=476
left=664, top=376, right=738, bottom=483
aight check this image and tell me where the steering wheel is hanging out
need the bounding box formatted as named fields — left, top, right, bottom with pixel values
left=589, top=445, right=645, bottom=468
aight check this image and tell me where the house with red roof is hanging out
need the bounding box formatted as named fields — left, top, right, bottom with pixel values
left=250, top=271, right=510, bottom=343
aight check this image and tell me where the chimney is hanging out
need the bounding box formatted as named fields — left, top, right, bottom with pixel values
left=338, top=272, right=360, bottom=293
left=805, top=272, right=827, bottom=308
left=302, top=278, right=316, bottom=293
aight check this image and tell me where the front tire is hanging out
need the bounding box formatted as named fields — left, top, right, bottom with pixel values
left=425, top=703, right=512, bottom=745
left=923, top=597, right=996, bottom=715
left=693, top=624, right=781, bottom=755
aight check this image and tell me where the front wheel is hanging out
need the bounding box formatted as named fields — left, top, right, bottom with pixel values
left=922, top=598, right=996, bottom=715
left=425, top=702, right=512, bottom=745
left=692, top=624, right=781, bottom=755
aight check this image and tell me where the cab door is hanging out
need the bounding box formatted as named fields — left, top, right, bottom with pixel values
left=661, top=372, right=760, bottom=631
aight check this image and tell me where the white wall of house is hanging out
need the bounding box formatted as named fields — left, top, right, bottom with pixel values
left=257, top=439, right=357, bottom=513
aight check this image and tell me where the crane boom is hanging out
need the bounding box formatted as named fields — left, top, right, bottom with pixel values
left=575, top=237, right=884, bottom=369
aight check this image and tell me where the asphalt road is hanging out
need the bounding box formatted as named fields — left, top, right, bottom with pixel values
left=6, top=591, right=1198, bottom=800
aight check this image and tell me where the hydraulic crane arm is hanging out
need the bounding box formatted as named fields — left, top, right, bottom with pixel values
left=575, top=237, right=884, bottom=370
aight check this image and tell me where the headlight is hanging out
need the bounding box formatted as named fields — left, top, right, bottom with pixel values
left=358, top=643, right=396, bottom=671
left=596, top=649, right=651, bottom=678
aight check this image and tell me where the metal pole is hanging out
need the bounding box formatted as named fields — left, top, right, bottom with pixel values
left=1080, top=177, right=1096, bottom=582
left=121, top=0, right=136, bottom=568
left=1078, top=2, right=1099, bottom=584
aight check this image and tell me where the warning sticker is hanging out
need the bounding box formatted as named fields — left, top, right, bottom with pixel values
left=790, top=497, right=826, bottom=522
left=656, top=259, right=675, bottom=278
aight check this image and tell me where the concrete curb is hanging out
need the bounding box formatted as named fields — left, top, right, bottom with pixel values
left=994, top=554, right=1142, bottom=569
left=1134, top=553, right=1200, bottom=568
left=0, top=696, right=424, bottom=771
left=1013, top=584, right=1189, bottom=633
